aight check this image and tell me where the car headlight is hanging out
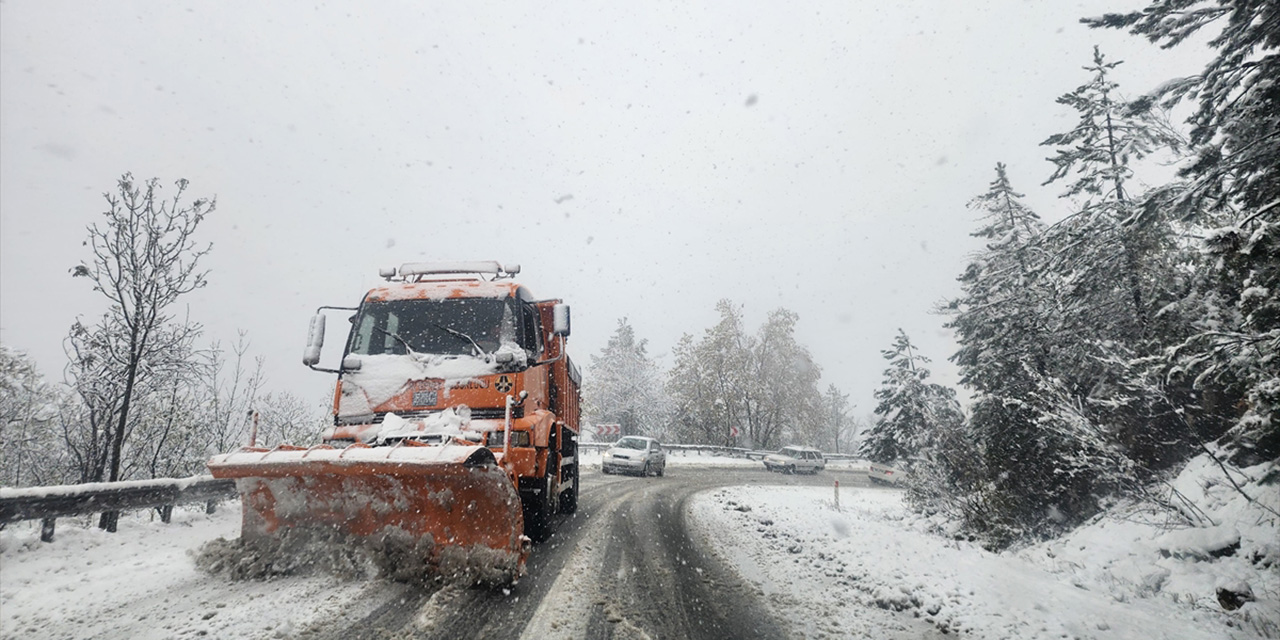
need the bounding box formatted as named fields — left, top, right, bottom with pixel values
left=603, top=451, right=612, bottom=459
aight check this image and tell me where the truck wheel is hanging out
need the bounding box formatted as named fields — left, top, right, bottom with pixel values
left=523, top=471, right=554, bottom=543
left=656, top=461, right=665, bottom=477
left=560, top=445, right=579, bottom=514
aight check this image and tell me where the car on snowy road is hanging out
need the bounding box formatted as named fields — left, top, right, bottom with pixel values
left=867, top=461, right=905, bottom=486
left=601, top=436, right=667, bottom=476
left=762, top=446, right=826, bottom=474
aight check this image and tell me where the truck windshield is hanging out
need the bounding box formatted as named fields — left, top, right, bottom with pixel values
left=347, top=297, right=516, bottom=356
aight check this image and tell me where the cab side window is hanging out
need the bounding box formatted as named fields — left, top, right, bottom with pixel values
left=520, top=303, right=542, bottom=357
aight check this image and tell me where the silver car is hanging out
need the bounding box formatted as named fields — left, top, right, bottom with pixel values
left=601, top=436, right=667, bottom=476
left=763, top=446, right=826, bottom=474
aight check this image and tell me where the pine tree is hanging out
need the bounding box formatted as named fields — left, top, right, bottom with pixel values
left=860, top=330, right=962, bottom=465
left=1084, top=0, right=1279, bottom=217
left=943, top=161, right=1162, bottom=544
left=1039, top=47, right=1200, bottom=471
left=1041, top=46, right=1185, bottom=338
left=1087, top=0, right=1280, bottom=461
left=947, top=163, right=1049, bottom=392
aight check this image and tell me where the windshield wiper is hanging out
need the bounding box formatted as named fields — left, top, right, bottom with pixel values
left=372, top=326, right=417, bottom=355
left=433, top=323, right=487, bottom=357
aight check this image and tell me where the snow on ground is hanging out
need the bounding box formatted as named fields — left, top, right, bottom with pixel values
left=690, top=456, right=1278, bottom=640
left=0, top=503, right=374, bottom=639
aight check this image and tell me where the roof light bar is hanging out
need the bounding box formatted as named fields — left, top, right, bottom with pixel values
left=388, top=261, right=520, bottom=280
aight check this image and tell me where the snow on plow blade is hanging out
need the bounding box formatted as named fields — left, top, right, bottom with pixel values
left=207, top=442, right=528, bottom=583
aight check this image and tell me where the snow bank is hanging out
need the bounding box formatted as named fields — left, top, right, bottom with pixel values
left=1016, top=453, right=1279, bottom=638
left=0, top=504, right=373, bottom=639
left=691, top=476, right=1273, bottom=639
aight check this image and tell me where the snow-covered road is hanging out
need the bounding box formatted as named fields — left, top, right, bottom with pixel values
left=4, top=458, right=1271, bottom=639
left=2, top=464, right=895, bottom=639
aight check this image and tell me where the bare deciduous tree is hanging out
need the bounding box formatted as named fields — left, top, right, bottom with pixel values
left=70, top=173, right=213, bottom=531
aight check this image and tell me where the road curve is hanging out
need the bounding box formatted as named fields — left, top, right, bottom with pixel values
left=312, top=466, right=906, bottom=639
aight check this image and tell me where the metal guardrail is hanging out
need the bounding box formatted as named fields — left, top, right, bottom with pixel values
left=0, top=476, right=238, bottom=542
left=578, top=441, right=862, bottom=462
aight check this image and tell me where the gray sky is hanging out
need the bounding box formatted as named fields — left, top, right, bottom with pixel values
left=1, top=1, right=1209, bottom=419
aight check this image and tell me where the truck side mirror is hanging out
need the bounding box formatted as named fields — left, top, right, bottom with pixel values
left=552, top=304, right=571, bottom=336
left=303, top=314, right=326, bottom=365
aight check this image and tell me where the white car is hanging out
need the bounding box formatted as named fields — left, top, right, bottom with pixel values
left=763, top=446, right=826, bottom=474
left=867, top=461, right=905, bottom=486
left=601, top=436, right=667, bottom=476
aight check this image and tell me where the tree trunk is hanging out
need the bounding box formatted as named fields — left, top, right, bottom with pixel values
left=99, top=335, right=141, bottom=533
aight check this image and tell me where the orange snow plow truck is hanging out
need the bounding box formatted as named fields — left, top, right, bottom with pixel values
left=207, top=261, right=580, bottom=582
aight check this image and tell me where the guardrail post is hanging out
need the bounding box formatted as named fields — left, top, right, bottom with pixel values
left=41, top=518, right=56, bottom=542
left=205, top=500, right=217, bottom=515
left=159, top=505, right=173, bottom=523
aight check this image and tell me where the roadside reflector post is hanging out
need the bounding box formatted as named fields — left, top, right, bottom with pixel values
left=40, top=518, right=56, bottom=543
left=833, top=479, right=840, bottom=511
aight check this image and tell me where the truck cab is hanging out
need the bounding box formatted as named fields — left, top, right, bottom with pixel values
left=303, top=261, right=581, bottom=536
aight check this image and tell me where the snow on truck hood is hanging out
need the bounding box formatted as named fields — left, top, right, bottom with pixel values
left=374, top=408, right=471, bottom=442
left=338, top=347, right=524, bottom=416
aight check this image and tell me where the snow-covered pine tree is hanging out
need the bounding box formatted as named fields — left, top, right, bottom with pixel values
left=859, top=330, right=962, bottom=465
left=1039, top=47, right=1198, bottom=471
left=1041, top=46, right=1184, bottom=340
left=1084, top=0, right=1279, bottom=219
left=1087, top=0, right=1280, bottom=462
left=584, top=318, right=668, bottom=439
left=947, top=163, right=1049, bottom=392
left=938, top=164, right=1054, bottom=540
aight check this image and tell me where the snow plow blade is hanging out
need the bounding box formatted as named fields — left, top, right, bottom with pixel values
left=207, top=442, right=528, bottom=583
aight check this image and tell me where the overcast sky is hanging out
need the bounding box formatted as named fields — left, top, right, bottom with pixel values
left=1, top=1, right=1210, bottom=421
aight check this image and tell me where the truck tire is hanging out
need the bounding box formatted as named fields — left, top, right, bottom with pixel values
left=560, top=443, right=579, bottom=515
left=523, top=447, right=559, bottom=543
left=522, top=470, right=554, bottom=543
